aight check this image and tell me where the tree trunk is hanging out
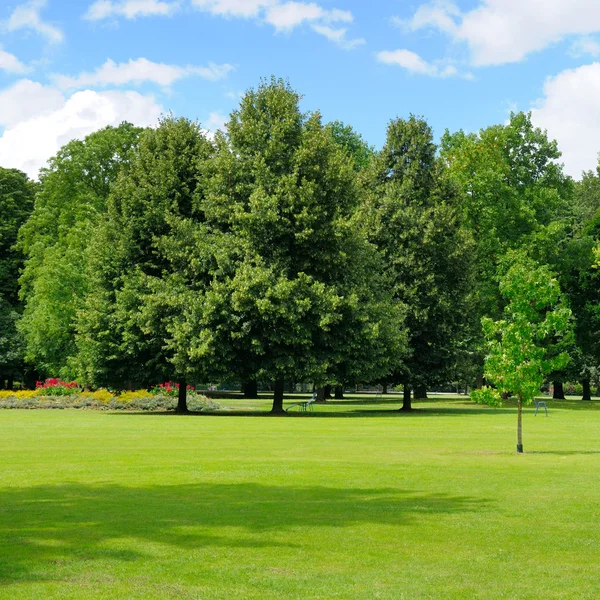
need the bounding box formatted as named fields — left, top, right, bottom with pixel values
left=553, top=380, right=565, bottom=400
left=243, top=380, right=258, bottom=399
left=316, top=386, right=326, bottom=402
left=475, top=373, right=484, bottom=389
left=516, top=395, right=523, bottom=453
left=382, top=383, right=388, bottom=394
left=176, top=378, right=188, bottom=414
left=400, top=384, right=412, bottom=412
left=271, top=378, right=285, bottom=414
left=582, top=379, right=592, bottom=401
left=334, top=385, right=344, bottom=400
left=414, top=384, right=428, bottom=400
left=6, top=376, right=13, bottom=391
left=323, top=384, right=332, bottom=399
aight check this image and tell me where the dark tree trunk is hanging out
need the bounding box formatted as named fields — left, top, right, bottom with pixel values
left=553, top=380, right=565, bottom=400
left=271, top=378, right=285, bottom=414
left=6, top=376, right=13, bottom=391
left=414, top=384, right=427, bottom=400
left=316, top=386, right=326, bottom=402
left=243, top=380, right=258, bottom=399
left=476, top=373, right=484, bottom=389
left=334, top=385, right=344, bottom=400
left=400, top=384, right=412, bottom=412
left=176, top=378, right=189, bottom=414
left=582, top=379, right=592, bottom=401
left=0, top=378, right=6, bottom=390
left=382, top=383, right=388, bottom=394
left=323, top=384, right=332, bottom=399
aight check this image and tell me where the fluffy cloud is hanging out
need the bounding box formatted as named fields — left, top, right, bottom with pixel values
left=0, top=80, right=64, bottom=127
left=192, top=0, right=362, bottom=48
left=377, top=49, right=462, bottom=78
left=264, top=2, right=351, bottom=31
left=5, top=0, right=63, bottom=44
left=0, top=48, right=28, bottom=74
left=53, top=58, right=233, bottom=89
left=84, top=0, right=181, bottom=21
left=401, top=0, right=600, bottom=66
left=311, top=25, right=365, bottom=50
left=530, top=63, right=600, bottom=178
left=0, top=85, right=162, bottom=178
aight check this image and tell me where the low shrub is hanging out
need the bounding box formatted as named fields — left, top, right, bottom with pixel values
left=0, top=391, right=220, bottom=412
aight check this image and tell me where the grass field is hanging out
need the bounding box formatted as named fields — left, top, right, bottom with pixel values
left=1, top=394, right=600, bottom=599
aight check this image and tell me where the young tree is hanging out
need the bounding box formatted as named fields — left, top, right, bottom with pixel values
left=195, top=78, right=404, bottom=413
left=472, top=255, right=573, bottom=453
left=18, top=123, right=143, bottom=377
left=0, top=168, right=35, bottom=388
left=76, top=117, right=214, bottom=412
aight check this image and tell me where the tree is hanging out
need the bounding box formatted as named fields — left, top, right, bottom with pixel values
left=75, top=116, right=214, bottom=413
left=361, top=115, right=473, bottom=410
left=0, top=167, right=35, bottom=388
left=472, top=255, right=573, bottom=453
left=441, top=113, right=573, bottom=387
left=194, top=78, right=404, bottom=413
left=18, top=123, right=144, bottom=378
left=326, top=121, right=374, bottom=171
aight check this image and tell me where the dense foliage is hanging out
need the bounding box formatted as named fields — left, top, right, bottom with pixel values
left=3, top=77, right=600, bottom=424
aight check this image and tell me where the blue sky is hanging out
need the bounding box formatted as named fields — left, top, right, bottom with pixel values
left=2, top=0, right=600, bottom=179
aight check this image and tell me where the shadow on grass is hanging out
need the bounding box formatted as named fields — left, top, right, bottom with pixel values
left=0, top=482, right=489, bottom=586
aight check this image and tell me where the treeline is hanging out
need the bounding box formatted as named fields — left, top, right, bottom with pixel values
left=1, top=78, right=599, bottom=412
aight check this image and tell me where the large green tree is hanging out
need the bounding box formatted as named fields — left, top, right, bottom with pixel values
left=76, top=116, right=214, bottom=412
left=361, top=115, right=473, bottom=409
left=441, top=112, right=573, bottom=387
left=192, top=78, right=403, bottom=413
left=0, top=168, right=35, bottom=388
left=472, top=255, right=572, bottom=453
left=18, top=123, right=143, bottom=378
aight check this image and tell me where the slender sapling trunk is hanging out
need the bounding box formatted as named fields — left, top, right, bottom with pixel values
left=516, top=394, right=523, bottom=453
left=176, top=378, right=188, bottom=414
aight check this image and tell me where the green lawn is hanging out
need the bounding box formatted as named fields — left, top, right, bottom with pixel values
left=1, top=395, right=600, bottom=599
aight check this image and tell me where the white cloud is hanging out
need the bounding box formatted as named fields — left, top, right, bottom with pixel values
left=0, top=79, right=64, bottom=127
left=402, top=0, right=600, bottom=66
left=53, top=58, right=233, bottom=89
left=192, top=0, right=360, bottom=47
left=570, top=37, right=600, bottom=58
left=5, top=0, right=63, bottom=44
left=265, top=2, right=351, bottom=31
left=311, top=25, right=364, bottom=50
left=0, top=87, right=162, bottom=179
left=377, top=49, right=461, bottom=78
left=0, top=48, right=28, bottom=73
left=530, top=63, right=600, bottom=178
left=84, top=0, right=180, bottom=21
left=191, top=0, right=276, bottom=18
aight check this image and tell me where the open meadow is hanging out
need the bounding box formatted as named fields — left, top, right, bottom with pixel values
left=1, top=394, right=600, bottom=599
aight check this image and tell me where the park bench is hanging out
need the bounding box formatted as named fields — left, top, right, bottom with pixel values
left=285, top=392, right=317, bottom=413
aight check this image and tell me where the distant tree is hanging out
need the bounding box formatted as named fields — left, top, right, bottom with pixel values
left=0, top=167, right=35, bottom=388
left=76, top=117, right=213, bottom=413
left=326, top=121, right=374, bottom=171
left=18, top=123, right=144, bottom=378
left=361, top=115, right=473, bottom=410
left=472, top=255, right=572, bottom=453
left=195, top=78, right=404, bottom=413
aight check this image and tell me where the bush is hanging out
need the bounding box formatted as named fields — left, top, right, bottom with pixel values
left=0, top=391, right=220, bottom=412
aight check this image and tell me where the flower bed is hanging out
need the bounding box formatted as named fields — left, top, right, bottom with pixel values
left=0, top=389, right=220, bottom=411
